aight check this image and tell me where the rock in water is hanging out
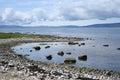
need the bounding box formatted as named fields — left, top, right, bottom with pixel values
left=46, top=55, right=52, bottom=60
left=57, top=51, right=64, bottom=56
left=33, top=46, right=41, bottom=50
left=78, top=55, right=87, bottom=61
left=64, top=58, right=76, bottom=64
left=45, top=46, right=50, bottom=49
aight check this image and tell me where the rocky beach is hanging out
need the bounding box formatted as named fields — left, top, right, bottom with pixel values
left=0, top=34, right=120, bottom=80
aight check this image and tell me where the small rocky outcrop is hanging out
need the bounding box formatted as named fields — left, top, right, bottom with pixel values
left=33, top=46, right=41, bottom=50
left=46, top=55, right=52, bottom=60
left=57, top=51, right=64, bottom=56
left=78, top=55, right=87, bottom=61
left=64, top=58, right=76, bottom=64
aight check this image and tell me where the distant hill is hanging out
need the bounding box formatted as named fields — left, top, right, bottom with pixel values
left=0, top=23, right=120, bottom=28
left=83, top=23, right=120, bottom=28
left=0, top=25, right=23, bottom=28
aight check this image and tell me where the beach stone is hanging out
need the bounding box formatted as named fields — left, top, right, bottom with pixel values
left=78, top=55, right=87, bottom=61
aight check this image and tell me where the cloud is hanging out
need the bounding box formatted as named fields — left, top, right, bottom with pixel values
left=0, top=0, right=120, bottom=25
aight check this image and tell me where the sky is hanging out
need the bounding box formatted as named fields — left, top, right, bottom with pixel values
left=0, top=0, right=120, bottom=26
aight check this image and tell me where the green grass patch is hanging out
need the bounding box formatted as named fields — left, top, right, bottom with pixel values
left=0, top=32, right=54, bottom=39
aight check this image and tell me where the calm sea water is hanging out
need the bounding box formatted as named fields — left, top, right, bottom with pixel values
left=1, top=27, right=120, bottom=72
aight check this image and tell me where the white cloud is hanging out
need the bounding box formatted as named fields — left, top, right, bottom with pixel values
left=2, top=8, right=14, bottom=21
left=0, top=0, right=120, bottom=26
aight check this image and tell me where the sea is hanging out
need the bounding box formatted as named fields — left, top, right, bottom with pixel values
left=0, top=27, right=120, bottom=72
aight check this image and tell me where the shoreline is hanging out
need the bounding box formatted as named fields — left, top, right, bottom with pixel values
left=0, top=35, right=120, bottom=80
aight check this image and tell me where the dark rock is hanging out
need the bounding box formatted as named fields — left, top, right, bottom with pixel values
left=57, top=51, right=64, bottom=56
left=64, top=58, right=76, bottom=64
left=1, top=61, right=8, bottom=65
left=117, top=48, right=120, bottom=50
left=78, top=55, right=87, bottom=61
left=17, top=54, right=24, bottom=58
left=77, top=77, right=98, bottom=80
left=45, top=46, right=50, bottom=49
left=68, top=41, right=79, bottom=45
left=103, top=45, right=109, bottom=47
left=46, top=55, right=52, bottom=60
left=81, top=43, right=85, bottom=45
left=30, top=50, right=32, bottom=52
left=33, top=46, right=41, bottom=50
left=68, top=41, right=74, bottom=45
left=66, top=52, right=71, bottom=55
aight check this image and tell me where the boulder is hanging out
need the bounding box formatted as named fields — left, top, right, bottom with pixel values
left=64, top=58, right=76, bottom=64
left=46, top=55, right=52, bottom=60
left=57, top=51, right=64, bottom=56
left=33, top=46, right=41, bottom=50
left=17, top=54, right=24, bottom=58
left=78, top=55, right=87, bottom=61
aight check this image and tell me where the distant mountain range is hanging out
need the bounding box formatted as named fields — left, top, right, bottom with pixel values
left=0, top=23, right=120, bottom=28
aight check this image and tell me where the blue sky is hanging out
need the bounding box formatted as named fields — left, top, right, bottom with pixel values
left=0, top=0, right=120, bottom=26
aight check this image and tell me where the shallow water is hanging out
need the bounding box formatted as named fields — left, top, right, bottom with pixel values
left=1, top=27, right=120, bottom=72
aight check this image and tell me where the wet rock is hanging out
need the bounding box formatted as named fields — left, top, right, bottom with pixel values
left=68, top=41, right=79, bottom=45
left=30, top=50, right=32, bottom=52
left=33, top=46, right=41, bottom=50
left=66, top=52, right=71, bottom=55
left=46, top=55, right=52, bottom=60
left=117, top=48, right=120, bottom=50
left=103, top=45, right=109, bottom=47
left=81, top=43, right=85, bottom=45
left=57, top=51, right=64, bottom=56
left=64, top=58, right=76, bottom=64
left=45, top=46, right=50, bottom=49
left=78, top=55, right=87, bottom=61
